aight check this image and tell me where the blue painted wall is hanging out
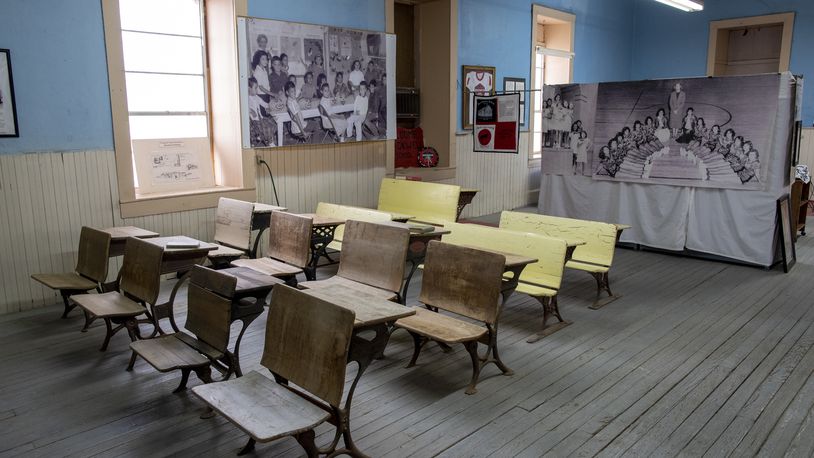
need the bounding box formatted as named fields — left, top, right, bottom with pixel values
left=631, top=0, right=814, bottom=125
left=0, top=0, right=112, bottom=154
left=457, top=0, right=636, bottom=130
left=248, top=0, right=385, bottom=31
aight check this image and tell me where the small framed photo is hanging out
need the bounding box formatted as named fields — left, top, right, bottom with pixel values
left=0, top=49, right=19, bottom=137
left=777, top=194, right=796, bottom=272
left=503, top=77, right=526, bottom=126
left=462, top=65, right=496, bottom=130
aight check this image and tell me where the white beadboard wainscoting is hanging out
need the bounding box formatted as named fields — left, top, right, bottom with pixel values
left=454, top=131, right=539, bottom=219
left=0, top=141, right=386, bottom=314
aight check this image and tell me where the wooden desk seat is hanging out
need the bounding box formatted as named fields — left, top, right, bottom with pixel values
left=193, top=285, right=356, bottom=456
left=499, top=211, right=627, bottom=309
left=128, top=266, right=237, bottom=392
left=314, top=202, right=392, bottom=252
left=300, top=275, right=397, bottom=300
left=232, top=211, right=312, bottom=286
left=377, top=178, right=461, bottom=225
left=395, top=241, right=508, bottom=395
left=31, top=226, right=111, bottom=318
left=396, top=307, right=486, bottom=343
left=441, top=221, right=570, bottom=342
left=72, top=237, right=163, bottom=351
left=298, top=219, right=409, bottom=302
left=208, top=198, right=255, bottom=267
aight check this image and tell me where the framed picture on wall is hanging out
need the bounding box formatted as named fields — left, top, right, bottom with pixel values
left=462, top=65, right=496, bottom=130
left=777, top=194, right=796, bottom=272
left=0, top=49, right=19, bottom=137
left=503, top=77, right=526, bottom=126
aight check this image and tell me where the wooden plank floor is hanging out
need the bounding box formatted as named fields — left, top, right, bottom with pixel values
left=3, top=236, right=814, bottom=457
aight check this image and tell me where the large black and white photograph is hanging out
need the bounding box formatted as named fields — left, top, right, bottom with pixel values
left=540, top=83, right=597, bottom=176
left=238, top=17, right=396, bottom=148
left=0, top=49, right=19, bottom=137
left=592, top=74, right=780, bottom=190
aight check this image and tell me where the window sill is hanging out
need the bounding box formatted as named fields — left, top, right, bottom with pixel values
left=528, top=158, right=541, bottom=168
left=120, top=186, right=256, bottom=218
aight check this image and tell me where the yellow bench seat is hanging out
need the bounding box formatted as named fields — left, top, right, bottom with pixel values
left=565, top=260, right=609, bottom=274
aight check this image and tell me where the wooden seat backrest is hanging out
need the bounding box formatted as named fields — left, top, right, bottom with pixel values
left=315, top=202, right=392, bottom=249
left=120, top=237, right=164, bottom=305
left=267, top=211, right=312, bottom=268
left=261, top=285, right=355, bottom=409
left=186, top=266, right=236, bottom=353
left=338, top=220, right=409, bottom=293
left=76, top=226, right=111, bottom=283
left=500, top=211, right=618, bottom=267
left=214, top=198, right=255, bottom=251
left=420, top=241, right=505, bottom=324
left=441, top=222, right=567, bottom=290
left=377, top=178, right=461, bottom=225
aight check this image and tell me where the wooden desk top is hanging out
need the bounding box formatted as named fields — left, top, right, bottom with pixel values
left=301, top=284, right=414, bottom=328
left=101, top=226, right=159, bottom=241
left=219, top=267, right=283, bottom=294
left=253, top=203, right=288, bottom=214
left=460, top=245, right=537, bottom=268
left=615, top=224, right=632, bottom=231
left=298, top=213, right=345, bottom=228
left=357, top=220, right=450, bottom=238
left=146, top=236, right=218, bottom=253
left=461, top=188, right=480, bottom=194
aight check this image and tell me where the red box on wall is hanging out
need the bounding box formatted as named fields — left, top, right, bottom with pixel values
left=395, top=127, right=424, bottom=168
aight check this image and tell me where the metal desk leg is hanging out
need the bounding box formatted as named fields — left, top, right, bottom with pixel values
left=149, top=269, right=191, bottom=337
left=251, top=227, right=268, bottom=259
left=321, top=323, right=389, bottom=458
left=400, top=260, right=419, bottom=305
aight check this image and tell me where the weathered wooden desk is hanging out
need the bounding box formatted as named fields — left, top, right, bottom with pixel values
left=214, top=266, right=282, bottom=378
left=100, top=226, right=159, bottom=257
left=145, top=236, right=217, bottom=336
left=297, top=213, right=345, bottom=281
left=461, top=244, right=537, bottom=303
left=249, top=203, right=288, bottom=258
left=301, top=284, right=414, bottom=457
left=400, top=225, right=451, bottom=304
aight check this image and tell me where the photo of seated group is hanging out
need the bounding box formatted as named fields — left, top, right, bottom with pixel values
left=590, top=74, right=780, bottom=190
left=542, top=74, right=782, bottom=190
left=241, top=17, right=395, bottom=148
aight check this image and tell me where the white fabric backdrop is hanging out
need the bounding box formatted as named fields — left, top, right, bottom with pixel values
left=538, top=73, right=796, bottom=267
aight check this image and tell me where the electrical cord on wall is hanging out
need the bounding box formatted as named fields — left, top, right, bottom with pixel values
left=257, top=156, right=281, bottom=207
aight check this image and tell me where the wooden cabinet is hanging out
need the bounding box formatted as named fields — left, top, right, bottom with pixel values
left=791, top=179, right=810, bottom=239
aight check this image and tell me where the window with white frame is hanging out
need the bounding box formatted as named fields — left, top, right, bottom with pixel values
left=119, top=0, right=210, bottom=186
left=530, top=7, right=575, bottom=160
left=103, top=0, right=251, bottom=217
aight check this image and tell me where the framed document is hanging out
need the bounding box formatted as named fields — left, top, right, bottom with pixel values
left=0, top=49, right=19, bottom=137
left=462, top=65, right=496, bottom=130
left=777, top=194, right=796, bottom=273
left=132, top=138, right=215, bottom=195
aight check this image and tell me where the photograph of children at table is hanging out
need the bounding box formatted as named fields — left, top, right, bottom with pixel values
left=245, top=19, right=394, bottom=147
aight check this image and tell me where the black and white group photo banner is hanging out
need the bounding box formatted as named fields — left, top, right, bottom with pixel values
left=542, top=74, right=783, bottom=191
left=237, top=17, right=396, bottom=148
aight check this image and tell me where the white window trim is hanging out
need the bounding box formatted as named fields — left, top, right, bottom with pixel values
left=102, top=0, right=254, bottom=218
left=529, top=4, right=575, bottom=165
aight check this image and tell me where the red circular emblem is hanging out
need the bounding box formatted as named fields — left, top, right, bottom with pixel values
left=417, top=147, right=439, bottom=167
left=477, top=128, right=492, bottom=146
